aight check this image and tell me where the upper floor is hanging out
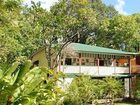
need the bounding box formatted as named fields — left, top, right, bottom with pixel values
left=30, top=43, right=140, bottom=76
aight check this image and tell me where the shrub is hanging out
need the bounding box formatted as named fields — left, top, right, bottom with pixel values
left=132, top=77, right=140, bottom=99
left=62, top=76, right=124, bottom=105
left=102, top=77, right=124, bottom=104
left=63, top=75, right=97, bottom=105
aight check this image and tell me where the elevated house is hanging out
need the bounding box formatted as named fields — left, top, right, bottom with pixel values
left=31, top=43, right=140, bottom=97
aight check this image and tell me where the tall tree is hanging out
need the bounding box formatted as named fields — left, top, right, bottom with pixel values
left=91, top=0, right=118, bottom=20
left=48, top=0, right=97, bottom=68
left=86, top=0, right=118, bottom=45
left=22, top=0, right=97, bottom=69
left=0, top=0, right=118, bottom=66
left=50, top=0, right=97, bottom=43
left=94, top=15, right=139, bottom=51
left=0, top=0, right=22, bottom=63
left=132, top=13, right=140, bottom=51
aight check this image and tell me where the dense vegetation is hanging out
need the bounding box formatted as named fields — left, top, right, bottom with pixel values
left=1, top=0, right=140, bottom=68
left=0, top=60, right=123, bottom=105
left=1, top=0, right=140, bottom=104
left=63, top=76, right=123, bottom=105
left=0, top=60, right=65, bottom=105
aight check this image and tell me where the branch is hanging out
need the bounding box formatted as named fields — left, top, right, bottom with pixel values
left=52, top=32, right=79, bottom=69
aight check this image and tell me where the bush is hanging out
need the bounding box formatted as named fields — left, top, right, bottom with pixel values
left=132, top=77, right=140, bottom=99
left=62, top=76, right=124, bottom=105
left=102, top=77, right=124, bottom=104
left=63, top=75, right=97, bottom=105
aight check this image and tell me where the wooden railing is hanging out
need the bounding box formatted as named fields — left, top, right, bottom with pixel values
left=132, top=65, right=140, bottom=73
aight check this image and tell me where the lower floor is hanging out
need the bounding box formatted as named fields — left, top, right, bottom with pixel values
left=59, top=74, right=140, bottom=98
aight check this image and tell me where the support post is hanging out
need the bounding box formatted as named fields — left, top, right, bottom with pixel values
left=79, top=53, right=81, bottom=73
left=62, top=55, right=65, bottom=73
left=57, top=55, right=60, bottom=72
left=114, top=57, right=116, bottom=75
left=97, top=54, right=100, bottom=75
left=128, top=56, right=131, bottom=98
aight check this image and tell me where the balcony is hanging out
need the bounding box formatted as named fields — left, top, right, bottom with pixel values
left=60, top=65, right=129, bottom=76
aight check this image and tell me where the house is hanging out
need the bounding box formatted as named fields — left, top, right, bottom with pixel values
left=31, top=43, right=140, bottom=97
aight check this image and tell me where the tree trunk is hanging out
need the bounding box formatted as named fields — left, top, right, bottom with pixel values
left=47, top=47, right=52, bottom=69
left=44, top=40, right=52, bottom=69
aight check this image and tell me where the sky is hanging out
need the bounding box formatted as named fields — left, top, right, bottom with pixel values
left=24, top=0, right=140, bottom=15
left=103, top=0, right=140, bottom=15
left=23, top=0, right=58, bottom=10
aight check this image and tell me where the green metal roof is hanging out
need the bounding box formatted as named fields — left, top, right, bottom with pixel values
left=70, top=43, right=138, bottom=55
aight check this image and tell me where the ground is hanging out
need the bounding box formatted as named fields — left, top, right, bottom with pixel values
left=115, top=103, right=139, bottom=105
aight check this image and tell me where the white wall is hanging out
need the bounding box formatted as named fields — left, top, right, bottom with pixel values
left=124, top=78, right=130, bottom=97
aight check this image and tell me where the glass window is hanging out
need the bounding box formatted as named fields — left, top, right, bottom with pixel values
left=65, top=58, right=72, bottom=65
left=99, top=60, right=104, bottom=66
left=86, top=59, right=89, bottom=63
left=33, top=60, right=39, bottom=66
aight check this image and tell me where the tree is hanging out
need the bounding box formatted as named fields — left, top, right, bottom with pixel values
left=21, top=0, right=97, bottom=69
left=131, top=13, right=140, bottom=52
left=50, top=0, right=98, bottom=44
left=85, top=0, right=118, bottom=45
left=94, top=15, right=139, bottom=51
left=0, top=0, right=118, bottom=68
left=0, top=0, right=22, bottom=64
left=47, top=0, right=97, bottom=68
left=91, top=0, right=118, bottom=20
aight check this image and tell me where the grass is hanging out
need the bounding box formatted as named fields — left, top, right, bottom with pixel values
left=115, top=103, right=139, bottom=105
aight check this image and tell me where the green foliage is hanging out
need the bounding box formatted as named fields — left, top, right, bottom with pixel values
left=20, top=0, right=97, bottom=69
left=0, top=60, right=64, bottom=105
left=0, top=0, right=97, bottom=68
left=63, top=76, right=96, bottom=105
left=62, top=76, right=123, bottom=105
left=91, top=0, right=118, bottom=20
left=50, top=0, right=97, bottom=43
left=0, top=0, right=139, bottom=67
left=132, top=77, right=140, bottom=99
left=0, top=0, right=22, bottom=63
left=94, top=15, right=139, bottom=51
left=102, top=77, right=124, bottom=104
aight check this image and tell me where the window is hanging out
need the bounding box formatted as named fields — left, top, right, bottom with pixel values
left=77, top=59, right=79, bottom=62
left=82, top=62, right=85, bottom=65
left=86, top=59, right=89, bottom=63
left=94, top=59, right=98, bottom=66
left=73, top=58, right=76, bottom=62
left=61, top=61, right=63, bottom=65
left=65, top=58, right=72, bottom=65
left=33, top=60, right=39, bottom=66
left=99, top=60, right=104, bottom=66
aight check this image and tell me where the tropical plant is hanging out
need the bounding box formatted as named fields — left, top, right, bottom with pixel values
left=132, top=77, right=140, bottom=99
left=0, top=0, right=22, bottom=63
left=102, top=77, right=124, bottom=104
left=62, top=76, right=124, bottom=105
left=62, top=75, right=96, bottom=105
left=0, top=60, right=64, bottom=105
